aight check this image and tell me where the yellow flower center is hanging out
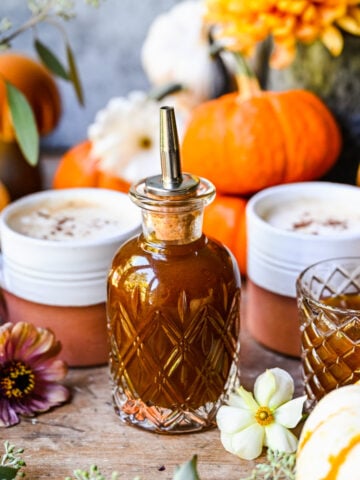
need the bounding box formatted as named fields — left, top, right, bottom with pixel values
left=0, top=361, right=35, bottom=399
left=255, top=406, right=274, bottom=426
left=138, top=136, right=152, bottom=150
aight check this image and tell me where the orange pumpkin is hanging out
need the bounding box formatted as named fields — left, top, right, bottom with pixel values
left=0, top=180, right=10, bottom=211
left=203, top=193, right=247, bottom=274
left=181, top=88, right=342, bottom=195
left=357, top=163, right=360, bottom=186
left=0, top=52, right=61, bottom=141
left=53, top=140, right=131, bottom=193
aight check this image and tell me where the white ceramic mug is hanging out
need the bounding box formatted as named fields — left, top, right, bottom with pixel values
left=247, top=182, right=360, bottom=298
left=245, top=181, right=360, bottom=357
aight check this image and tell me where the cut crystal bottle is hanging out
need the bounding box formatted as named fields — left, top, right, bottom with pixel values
left=107, top=106, right=241, bottom=433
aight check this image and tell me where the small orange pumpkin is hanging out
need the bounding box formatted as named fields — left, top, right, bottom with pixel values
left=53, top=140, right=131, bottom=193
left=0, top=52, right=61, bottom=141
left=181, top=83, right=342, bottom=196
left=203, top=193, right=247, bottom=274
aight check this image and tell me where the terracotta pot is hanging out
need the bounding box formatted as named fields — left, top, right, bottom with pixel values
left=246, top=280, right=300, bottom=357
left=2, top=290, right=108, bottom=367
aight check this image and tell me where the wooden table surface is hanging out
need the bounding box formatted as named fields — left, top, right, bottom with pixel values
left=4, top=314, right=301, bottom=480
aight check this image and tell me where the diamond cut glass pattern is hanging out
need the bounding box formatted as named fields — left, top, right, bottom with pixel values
left=297, top=258, right=360, bottom=410
left=107, top=237, right=241, bottom=433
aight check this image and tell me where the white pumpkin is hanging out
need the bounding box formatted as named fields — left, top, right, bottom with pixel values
left=296, top=384, right=360, bottom=480
left=141, top=0, right=232, bottom=110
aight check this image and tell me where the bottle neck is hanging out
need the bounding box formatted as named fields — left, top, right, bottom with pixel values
left=129, top=175, right=215, bottom=245
left=141, top=207, right=204, bottom=244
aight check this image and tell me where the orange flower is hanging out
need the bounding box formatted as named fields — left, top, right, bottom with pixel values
left=205, top=0, right=360, bottom=68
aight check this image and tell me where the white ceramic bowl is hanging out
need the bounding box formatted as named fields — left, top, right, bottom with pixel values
left=0, top=188, right=141, bottom=306
left=246, top=182, right=360, bottom=298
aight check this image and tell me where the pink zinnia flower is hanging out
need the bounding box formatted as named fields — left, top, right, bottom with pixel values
left=0, top=322, right=70, bottom=427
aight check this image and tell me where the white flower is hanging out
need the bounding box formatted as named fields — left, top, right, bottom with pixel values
left=87, top=91, right=188, bottom=184
left=88, top=91, right=160, bottom=183
left=216, top=368, right=306, bottom=460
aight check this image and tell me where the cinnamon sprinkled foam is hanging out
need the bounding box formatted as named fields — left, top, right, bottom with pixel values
left=9, top=199, right=128, bottom=241
left=265, top=198, right=360, bottom=236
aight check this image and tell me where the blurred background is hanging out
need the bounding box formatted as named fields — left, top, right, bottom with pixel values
left=3, top=0, right=179, bottom=150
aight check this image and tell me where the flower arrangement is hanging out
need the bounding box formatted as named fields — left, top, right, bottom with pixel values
left=205, top=0, right=360, bottom=68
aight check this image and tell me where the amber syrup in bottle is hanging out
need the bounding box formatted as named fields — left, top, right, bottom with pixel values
left=107, top=106, right=241, bottom=433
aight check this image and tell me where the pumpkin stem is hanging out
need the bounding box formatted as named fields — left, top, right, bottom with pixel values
left=232, top=52, right=261, bottom=102
left=148, top=83, right=185, bottom=102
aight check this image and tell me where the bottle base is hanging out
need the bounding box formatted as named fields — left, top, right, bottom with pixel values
left=113, top=388, right=223, bottom=434
left=112, top=363, right=240, bottom=434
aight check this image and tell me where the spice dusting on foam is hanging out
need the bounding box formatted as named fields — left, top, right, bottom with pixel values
left=265, top=198, right=360, bottom=236
left=9, top=199, right=128, bottom=241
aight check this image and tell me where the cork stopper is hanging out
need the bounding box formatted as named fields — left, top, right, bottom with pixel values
left=145, top=106, right=199, bottom=197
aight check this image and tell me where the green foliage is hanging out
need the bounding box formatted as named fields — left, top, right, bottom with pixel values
left=64, top=465, right=119, bottom=480
left=0, top=441, right=26, bottom=479
left=5, top=81, right=39, bottom=166
left=34, top=39, right=70, bottom=80
left=66, top=42, right=84, bottom=105
left=173, top=455, right=200, bottom=480
left=242, top=449, right=296, bottom=480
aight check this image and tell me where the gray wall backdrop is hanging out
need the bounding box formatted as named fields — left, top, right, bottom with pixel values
left=2, top=0, right=180, bottom=150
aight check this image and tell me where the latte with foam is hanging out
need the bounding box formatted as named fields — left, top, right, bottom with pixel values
left=265, top=198, right=360, bottom=235
left=8, top=199, right=130, bottom=241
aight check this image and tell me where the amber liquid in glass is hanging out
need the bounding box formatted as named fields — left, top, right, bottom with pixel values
left=322, top=293, right=360, bottom=310
left=300, top=293, right=360, bottom=406
left=107, top=233, right=240, bottom=430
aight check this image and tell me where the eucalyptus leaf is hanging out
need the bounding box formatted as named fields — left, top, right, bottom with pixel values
left=0, top=466, right=19, bottom=480
left=173, top=456, right=201, bottom=480
left=34, top=39, right=70, bottom=80
left=5, top=81, right=39, bottom=166
left=66, top=42, right=85, bottom=106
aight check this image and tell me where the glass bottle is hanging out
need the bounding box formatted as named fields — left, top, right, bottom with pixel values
left=107, top=106, right=241, bottom=433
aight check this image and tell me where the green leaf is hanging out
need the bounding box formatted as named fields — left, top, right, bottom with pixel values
left=34, top=39, right=70, bottom=80
left=66, top=42, right=85, bottom=106
left=0, top=466, right=19, bottom=480
left=173, top=456, right=201, bottom=480
left=5, top=81, right=39, bottom=166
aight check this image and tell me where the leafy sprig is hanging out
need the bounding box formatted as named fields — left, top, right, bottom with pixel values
left=0, top=441, right=26, bottom=479
left=64, top=465, right=119, bottom=480
left=0, top=0, right=101, bottom=165
left=242, top=449, right=296, bottom=480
